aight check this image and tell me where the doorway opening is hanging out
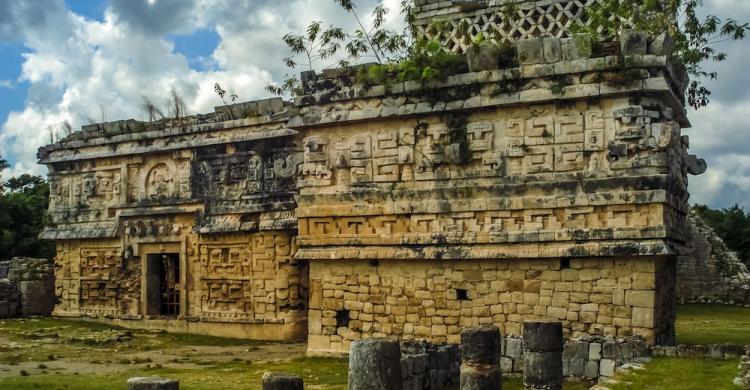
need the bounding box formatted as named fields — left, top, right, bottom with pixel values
left=146, top=253, right=180, bottom=317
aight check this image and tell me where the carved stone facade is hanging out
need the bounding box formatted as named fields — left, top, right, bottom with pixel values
left=40, top=99, right=308, bottom=340
left=40, top=4, right=704, bottom=350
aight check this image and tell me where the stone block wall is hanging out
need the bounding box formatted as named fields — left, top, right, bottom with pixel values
left=0, top=279, right=20, bottom=318
left=497, top=335, right=650, bottom=379
left=0, top=257, right=55, bottom=317
left=308, top=256, right=673, bottom=355
left=52, top=230, right=308, bottom=340
left=400, top=341, right=460, bottom=390
left=0, top=260, right=9, bottom=278
left=677, top=213, right=750, bottom=305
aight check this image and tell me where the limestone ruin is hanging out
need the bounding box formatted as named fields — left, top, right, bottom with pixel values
left=38, top=0, right=707, bottom=355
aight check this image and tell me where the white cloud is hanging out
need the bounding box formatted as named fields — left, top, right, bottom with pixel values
left=0, top=0, right=405, bottom=178
left=0, top=0, right=747, bottom=211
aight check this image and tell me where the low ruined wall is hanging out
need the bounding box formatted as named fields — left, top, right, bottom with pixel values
left=400, top=341, right=460, bottom=390
left=0, top=257, right=55, bottom=317
left=653, top=343, right=746, bottom=359
left=498, top=335, right=650, bottom=379
left=0, top=279, right=20, bottom=318
left=308, top=256, right=676, bottom=356
left=735, top=347, right=750, bottom=389
left=677, top=214, right=750, bottom=305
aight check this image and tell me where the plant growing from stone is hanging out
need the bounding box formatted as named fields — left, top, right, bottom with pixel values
left=574, top=0, right=749, bottom=109
left=267, top=0, right=416, bottom=98
left=265, top=20, right=347, bottom=97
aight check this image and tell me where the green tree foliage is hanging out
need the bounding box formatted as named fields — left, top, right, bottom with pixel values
left=267, top=0, right=419, bottom=98
left=577, top=0, right=749, bottom=109
left=693, top=204, right=750, bottom=265
left=0, top=160, right=54, bottom=260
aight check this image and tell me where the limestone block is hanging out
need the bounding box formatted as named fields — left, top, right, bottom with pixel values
left=589, top=343, right=602, bottom=360
left=631, top=307, right=655, bottom=328
left=467, top=45, right=500, bottom=73
left=584, top=360, right=599, bottom=379
left=19, top=280, right=56, bottom=316
left=543, top=38, right=562, bottom=63
left=127, top=377, right=179, bottom=390
left=505, top=338, right=522, bottom=359
left=562, top=35, right=592, bottom=61
left=625, top=291, right=655, bottom=308
left=599, top=359, right=616, bottom=377
left=620, top=30, right=648, bottom=56
left=262, top=372, right=304, bottom=390
left=517, top=38, right=544, bottom=65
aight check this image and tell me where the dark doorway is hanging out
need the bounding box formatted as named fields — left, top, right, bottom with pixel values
left=146, top=253, right=180, bottom=317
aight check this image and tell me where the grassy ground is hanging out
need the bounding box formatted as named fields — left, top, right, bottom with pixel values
left=0, top=304, right=748, bottom=389
left=608, top=357, right=740, bottom=390
left=676, top=304, right=750, bottom=345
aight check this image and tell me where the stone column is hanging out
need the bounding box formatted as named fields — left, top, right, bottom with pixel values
left=263, top=372, right=304, bottom=390
left=460, top=326, right=502, bottom=390
left=127, top=377, right=179, bottom=390
left=348, top=338, right=402, bottom=390
left=523, top=321, right=564, bottom=390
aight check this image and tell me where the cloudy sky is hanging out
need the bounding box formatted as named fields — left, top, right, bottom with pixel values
left=0, top=0, right=748, bottom=209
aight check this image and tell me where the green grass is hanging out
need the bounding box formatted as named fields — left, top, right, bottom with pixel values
left=0, top=361, right=593, bottom=390
left=1, top=305, right=749, bottom=389
left=676, top=304, right=750, bottom=345
left=608, top=357, right=741, bottom=390
left=0, top=358, right=349, bottom=390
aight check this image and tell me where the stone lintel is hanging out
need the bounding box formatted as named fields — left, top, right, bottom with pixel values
left=294, top=240, right=674, bottom=261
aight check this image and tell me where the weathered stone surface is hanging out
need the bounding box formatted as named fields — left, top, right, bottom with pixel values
left=523, top=351, right=563, bottom=390
left=348, top=339, right=402, bottom=390
left=461, top=326, right=502, bottom=364
left=523, top=321, right=563, bottom=390
left=562, top=34, right=592, bottom=61
left=467, top=45, right=500, bottom=72
left=37, top=0, right=701, bottom=358
left=0, top=280, right=20, bottom=318
left=262, top=372, right=304, bottom=390
left=621, top=30, right=648, bottom=56
left=461, top=326, right=502, bottom=390
left=599, top=359, right=616, bottom=377
left=18, top=280, right=55, bottom=316
left=127, top=376, right=179, bottom=390
left=517, top=38, right=544, bottom=65
left=460, top=366, right=502, bottom=390
left=523, top=321, right=564, bottom=351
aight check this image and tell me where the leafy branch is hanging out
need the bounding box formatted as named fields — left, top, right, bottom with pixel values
left=576, top=0, right=749, bottom=109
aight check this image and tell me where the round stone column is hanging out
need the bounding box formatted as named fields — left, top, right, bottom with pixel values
left=523, top=321, right=564, bottom=390
left=262, top=372, right=304, bottom=390
left=460, top=326, right=502, bottom=390
left=348, top=338, right=403, bottom=390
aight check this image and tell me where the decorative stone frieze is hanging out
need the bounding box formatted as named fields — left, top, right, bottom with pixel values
left=38, top=14, right=704, bottom=350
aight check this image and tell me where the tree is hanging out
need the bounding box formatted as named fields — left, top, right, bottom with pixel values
left=693, top=204, right=750, bottom=265
left=267, top=0, right=415, bottom=98
left=577, top=0, right=749, bottom=109
left=0, top=173, right=54, bottom=260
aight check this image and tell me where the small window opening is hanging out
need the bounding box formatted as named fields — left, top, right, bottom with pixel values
left=560, top=258, right=571, bottom=269
left=456, top=289, right=469, bottom=301
left=335, top=310, right=350, bottom=328
left=368, top=259, right=380, bottom=267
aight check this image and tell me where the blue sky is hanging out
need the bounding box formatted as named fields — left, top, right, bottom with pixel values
left=0, top=0, right=749, bottom=210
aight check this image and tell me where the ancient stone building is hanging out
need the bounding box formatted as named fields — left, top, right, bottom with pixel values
left=39, top=0, right=705, bottom=353
left=677, top=213, right=750, bottom=305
